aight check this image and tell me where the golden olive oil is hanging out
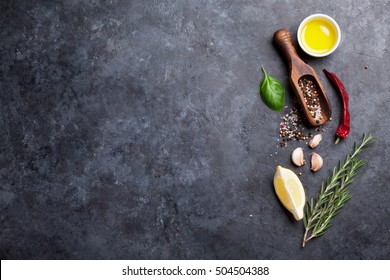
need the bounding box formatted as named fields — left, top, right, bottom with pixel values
left=301, top=18, right=337, bottom=55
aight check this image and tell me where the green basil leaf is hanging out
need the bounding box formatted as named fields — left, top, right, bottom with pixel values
left=259, top=66, right=285, bottom=112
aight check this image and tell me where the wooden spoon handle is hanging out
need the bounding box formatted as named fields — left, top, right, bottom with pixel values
left=273, top=29, right=300, bottom=71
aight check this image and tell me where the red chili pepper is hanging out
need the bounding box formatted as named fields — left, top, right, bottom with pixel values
left=323, top=69, right=350, bottom=144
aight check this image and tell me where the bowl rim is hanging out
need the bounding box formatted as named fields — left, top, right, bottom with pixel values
left=297, top=13, right=341, bottom=57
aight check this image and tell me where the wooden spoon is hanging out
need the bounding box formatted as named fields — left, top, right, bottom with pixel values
left=273, top=29, right=332, bottom=126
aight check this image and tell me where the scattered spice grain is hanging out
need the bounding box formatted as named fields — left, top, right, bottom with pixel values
left=279, top=108, right=311, bottom=145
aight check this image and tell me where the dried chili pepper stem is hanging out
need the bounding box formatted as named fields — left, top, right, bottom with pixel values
left=323, top=69, right=350, bottom=144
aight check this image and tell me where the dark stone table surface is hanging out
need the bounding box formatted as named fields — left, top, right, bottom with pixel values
left=1, top=0, right=389, bottom=259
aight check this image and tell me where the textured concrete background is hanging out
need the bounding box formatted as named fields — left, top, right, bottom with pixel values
left=1, top=0, right=389, bottom=259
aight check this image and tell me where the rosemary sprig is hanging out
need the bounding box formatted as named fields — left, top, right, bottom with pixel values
left=302, top=133, right=374, bottom=247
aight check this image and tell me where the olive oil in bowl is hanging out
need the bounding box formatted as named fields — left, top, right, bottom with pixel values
left=298, top=14, right=341, bottom=57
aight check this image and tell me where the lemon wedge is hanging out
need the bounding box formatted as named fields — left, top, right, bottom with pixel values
left=273, top=165, right=306, bottom=220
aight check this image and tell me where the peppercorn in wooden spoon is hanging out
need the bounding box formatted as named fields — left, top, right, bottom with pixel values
left=273, top=29, right=332, bottom=126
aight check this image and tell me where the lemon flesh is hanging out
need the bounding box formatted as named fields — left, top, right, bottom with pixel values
left=273, top=165, right=306, bottom=220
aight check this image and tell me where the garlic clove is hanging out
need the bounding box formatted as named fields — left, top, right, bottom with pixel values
left=292, top=147, right=305, bottom=167
left=311, top=152, right=323, bottom=172
left=309, top=134, right=322, bottom=148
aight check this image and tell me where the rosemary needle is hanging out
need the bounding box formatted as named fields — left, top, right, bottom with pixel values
left=302, top=133, right=374, bottom=247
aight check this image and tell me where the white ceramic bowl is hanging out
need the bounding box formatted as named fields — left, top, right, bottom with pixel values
left=297, top=14, right=341, bottom=57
